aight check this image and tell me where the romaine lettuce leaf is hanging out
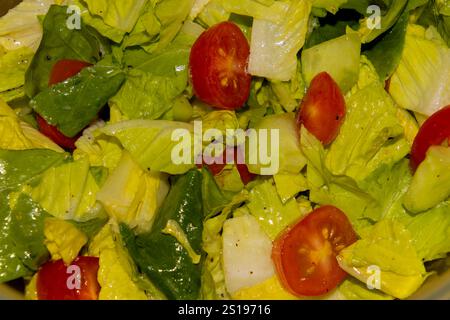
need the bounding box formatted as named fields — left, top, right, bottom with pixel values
left=248, top=0, right=311, bottom=81
left=0, top=193, right=49, bottom=282
left=96, top=152, right=169, bottom=234
left=358, top=0, right=408, bottom=43
left=31, top=63, right=125, bottom=138
left=0, top=0, right=54, bottom=52
left=89, top=223, right=158, bottom=300
left=326, top=83, right=410, bottom=182
left=29, top=157, right=104, bottom=222
left=364, top=11, right=409, bottom=80
left=43, top=217, right=87, bottom=264
left=406, top=201, right=450, bottom=262
left=0, top=149, right=66, bottom=192
left=388, top=24, right=450, bottom=116
left=246, top=179, right=303, bottom=240
left=83, top=0, right=147, bottom=34
left=338, top=278, right=393, bottom=300
left=73, top=124, right=123, bottom=171
left=248, top=113, right=306, bottom=175
left=124, top=0, right=194, bottom=54
left=302, top=32, right=361, bottom=93
left=0, top=46, right=34, bottom=98
left=404, top=146, right=450, bottom=213
left=101, top=120, right=197, bottom=175
left=25, top=5, right=110, bottom=97
left=0, top=100, right=63, bottom=152
left=337, top=219, right=427, bottom=299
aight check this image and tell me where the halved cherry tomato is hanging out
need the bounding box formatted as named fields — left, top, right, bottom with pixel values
left=272, top=205, right=357, bottom=297
left=48, top=59, right=92, bottom=87
left=297, top=72, right=346, bottom=145
left=410, top=105, right=450, bottom=171
left=199, top=146, right=256, bottom=185
left=37, top=256, right=100, bottom=300
left=37, top=59, right=92, bottom=150
left=36, top=115, right=80, bottom=150
left=189, top=22, right=251, bottom=110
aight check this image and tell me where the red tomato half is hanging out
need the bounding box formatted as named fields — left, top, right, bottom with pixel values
left=48, top=59, right=92, bottom=86
left=36, top=115, right=80, bottom=150
left=410, top=105, right=450, bottom=171
left=272, top=206, right=357, bottom=297
left=189, top=22, right=251, bottom=110
left=37, top=256, right=100, bottom=300
left=297, top=72, right=346, bottom=145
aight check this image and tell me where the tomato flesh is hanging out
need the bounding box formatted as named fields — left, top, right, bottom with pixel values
left=48, top=59, right=92, bottom=86
left=189, top=22, right=251, bottom=110
left=36, top=115, right=79, bottom=150
left=410, top=105, right=450, bottom=171
left=37, top=256, right=100, bottom=300
left=272, top=206, right=357, bottom=297
left=297, top=72, right=346, bottom=145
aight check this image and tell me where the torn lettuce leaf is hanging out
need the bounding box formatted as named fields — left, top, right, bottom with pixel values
left=43, top=217, right=88, bottom=265
left=0, top=0, right=54, bottom=52
left=101, top=120, right=197, bottom=175
left=388, top=24, right=450, bottom=116
left=28, top=157, right=104, bottom=222
left=337, top=219, right=427, bottom=299
left=248, top=0, right=311, bottom=81
left=83, top=0, right=147, bottom=34
left=30, top=63, right=125, bottom=138
left=326, top=82, right=410, bottom=182
left=0, top=193, right=49, bottom=282
left=246, top=179, right=302, bottom=240
left=89, top=223, right=160, bottom=300
left=25, top=5, right=109, bottom=98
left=96, top=152, right=169, bottom=234
left=0, top=100, right=63, bottom=152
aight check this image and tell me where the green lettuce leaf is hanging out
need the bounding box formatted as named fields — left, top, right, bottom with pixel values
left=0, top=46, right=34, bottom=98
left=0, top=0, right=54, bottom=52
left=89, top=223, right=164, bottom=300
left=101, top=120, right=197, bottom=175
left=406, top=201, right=450, bottom=262
left=326, top=82, right=410, bottom=182
left=248, top=113, right=306, bottom=175
left=25, top=5, right=110, bottom=98
left=302, top=32, right=361, bottom=93
left=246, top=179, right=303, bottom=240
left=337, top=219, right=427, bottom=299
left=404, top=146, right=450, bottom=213
left=96, top=152, right=170, bottom=234
left=124, top=0, right=194, bottom=54
left=0, top=193, right=49, bottom=283
left=31, top=64, right=125, bottom=137
left=0, top=149, right=66, bottom=192
left=388, top=24, right=450, bottom=116
left=28, top=157, right=104, bottom=222
left=248, top=0, right=311, bottom=81
left=112, top=33, right=194, bottom=121
left=0, top=100, right=63, bottom=152
left=358, top=0, right=408, bottom=43
left=121, top=170, right=203, bottom=300
left=364, top=11, right=409, bottom=80
left=83, top=0, right=147, bottom=34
